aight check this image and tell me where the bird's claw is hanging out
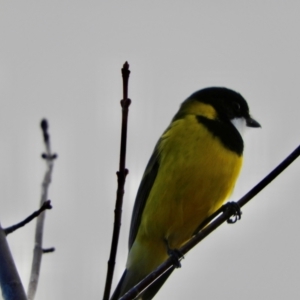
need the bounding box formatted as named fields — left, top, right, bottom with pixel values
left=168, top=248, right=184, bottom=268
left=223, top=202, right=242, bottom=224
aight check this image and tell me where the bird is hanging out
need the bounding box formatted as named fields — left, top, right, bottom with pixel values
left=110, top=87, right=260, bottom=300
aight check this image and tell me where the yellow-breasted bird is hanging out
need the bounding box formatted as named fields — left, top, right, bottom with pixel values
left=111, top=87, right=260, bottom=300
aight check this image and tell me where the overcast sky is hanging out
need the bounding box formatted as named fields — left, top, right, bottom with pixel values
left=0, top=1, right=300, bottom=299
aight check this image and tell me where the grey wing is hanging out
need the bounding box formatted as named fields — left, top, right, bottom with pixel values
left=128, top=147, right=160, bottom=249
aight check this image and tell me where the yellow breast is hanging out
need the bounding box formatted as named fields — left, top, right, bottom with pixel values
left=138, top=114, right=243, bottom=249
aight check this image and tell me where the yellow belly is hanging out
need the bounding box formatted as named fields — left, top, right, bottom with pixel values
left=127, top=115, right=242, bottom=275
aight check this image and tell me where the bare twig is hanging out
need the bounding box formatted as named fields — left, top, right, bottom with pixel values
left=103, top=62, right=131, bottom=300
left=27, top=119, right=57, bottom=300
left=4, top=200, right=52, bottom=235
left=120, top=144, right=300, bottom=300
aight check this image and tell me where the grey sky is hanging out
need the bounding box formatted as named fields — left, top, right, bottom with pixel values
left=0, top=1, right=300, bottom=299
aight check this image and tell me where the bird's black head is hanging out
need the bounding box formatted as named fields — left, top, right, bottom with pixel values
left=189, top=87, right=260, bottom=127
left=171, top=87, right=261, bottom=155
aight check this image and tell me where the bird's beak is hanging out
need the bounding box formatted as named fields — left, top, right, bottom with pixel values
left=246, top=116, right=261, bottom=128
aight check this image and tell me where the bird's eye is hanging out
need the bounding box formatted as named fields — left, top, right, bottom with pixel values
left=232, top=102, right=241, bottom=112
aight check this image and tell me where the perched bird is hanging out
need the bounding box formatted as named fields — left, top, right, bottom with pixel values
left=111, top=87, right=260, bottom=300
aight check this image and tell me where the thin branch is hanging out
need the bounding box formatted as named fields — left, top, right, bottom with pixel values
left=4, top=200, right=52, bottom=235
left=120, top=144, right=300, bottom=300
left=103, top=62, right=131, bottom=300
left=27, top=119, right=57, bottom=300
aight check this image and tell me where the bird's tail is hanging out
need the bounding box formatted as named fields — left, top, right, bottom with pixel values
left=110, top=267, right=175, bottom=300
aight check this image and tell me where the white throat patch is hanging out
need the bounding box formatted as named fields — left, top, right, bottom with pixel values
left=231, top=118, right=247, bottom=138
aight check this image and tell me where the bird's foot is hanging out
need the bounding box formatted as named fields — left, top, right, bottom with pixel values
left=169, top=248, right=184, bottom=268
left=164, top=239, right=184, bottom=268
left=223, top=202, right=242, bottom=224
